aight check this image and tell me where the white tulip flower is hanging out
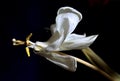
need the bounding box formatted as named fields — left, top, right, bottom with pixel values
left=13, top=7, right=120, bottom=81
left=12, top=7, right=98, bottom=71
left=22, top=7, right=97, bottom=71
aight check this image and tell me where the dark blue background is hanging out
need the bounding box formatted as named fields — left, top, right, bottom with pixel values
left=0, top=0, right=120, bottom=81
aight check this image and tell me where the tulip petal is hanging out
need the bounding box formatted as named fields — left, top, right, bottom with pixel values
left=46, top=7, right=82, bottom=51
left=33, top=50, right=77, bottom=71
left=65, top=33, right=86, bottom=41
left=59, top=34, right=98, bottom=51
left=57, top=7, right=82, bottom=21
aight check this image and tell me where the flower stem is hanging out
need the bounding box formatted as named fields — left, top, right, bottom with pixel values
left=81, top=47, right=115, bottom=75
left=54, top=51, right=114, bottom=81
left=73, top=56, right=114, bottom=81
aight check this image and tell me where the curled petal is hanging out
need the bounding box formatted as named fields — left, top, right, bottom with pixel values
left=57, top=6, right=82, bottom=35
left=34, top=51, right=77, bottom=72
left=57, top=6, right=82, bottom=21
left=46, top=7, right=82, bottom=51
left=46, top=53, right=77, bottom=72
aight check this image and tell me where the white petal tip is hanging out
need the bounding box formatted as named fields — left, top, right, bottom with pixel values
left=57, top=6, right=82, bottom=21
left=94, top=35, right=99, bottom=39
left=90, top=35, right=98, bottom=42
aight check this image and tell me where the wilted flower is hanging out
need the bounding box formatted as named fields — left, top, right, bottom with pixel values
left=23, top=7, right=98, bottom=71
left=12, top=7, right=120, bottom=81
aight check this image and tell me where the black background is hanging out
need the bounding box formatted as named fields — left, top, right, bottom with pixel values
left=0, top=0, right=120, bottom=81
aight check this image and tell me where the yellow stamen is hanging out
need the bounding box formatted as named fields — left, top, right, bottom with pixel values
left=25, top=47, right=30, bottom=57
left=26, top=33, right=32, bottom=41
left=25, top=33, right=33, bottom=57
left=12, top=33, right=33, bottom=57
